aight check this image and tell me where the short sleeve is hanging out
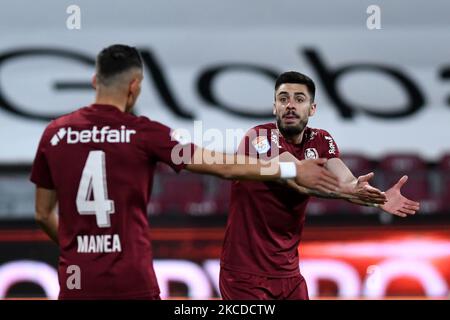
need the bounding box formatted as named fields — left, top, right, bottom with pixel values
left=236, top=129, right=255, bottom=157
left=30, top=128, right=55, bottom=189
left=140, top=119, right=196, bottom=172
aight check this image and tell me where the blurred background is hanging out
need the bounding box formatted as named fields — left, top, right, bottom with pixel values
left=0, top=0, right=449, bottom=299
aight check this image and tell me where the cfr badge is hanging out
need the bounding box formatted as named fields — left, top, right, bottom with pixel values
left=252, top=136, right=271, bottom=154
left=305, top=148, right=318, bottom=159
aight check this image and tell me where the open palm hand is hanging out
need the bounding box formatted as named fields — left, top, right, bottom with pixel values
left=381, top=175, right=421, bottom=217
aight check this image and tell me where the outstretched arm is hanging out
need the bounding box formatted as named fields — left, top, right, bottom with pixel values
left=185, top=147, right=340, bottom=194
left=279, top=153, right=387, bottom=204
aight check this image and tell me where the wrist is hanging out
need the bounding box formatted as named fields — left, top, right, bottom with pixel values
left=346, top=180, right=358, bottom=195
left=279, top=162, right=297, bottom=179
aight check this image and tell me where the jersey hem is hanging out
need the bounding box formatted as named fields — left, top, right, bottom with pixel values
left=221, top=262, right=301, bottom=278
left=58, top=288, right=160, bottom=300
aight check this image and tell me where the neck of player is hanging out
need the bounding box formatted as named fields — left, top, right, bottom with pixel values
left=279, top=128, right=306, bottom=145
left=95, top=91, right=128, bottom=113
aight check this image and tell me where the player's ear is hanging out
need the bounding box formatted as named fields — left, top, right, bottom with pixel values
left=129, top=78, right=139, bottom=94
left=91, top=75, right=97, bottom=89
left=309, top=103, right=317, bottom=116
left=272, top=103, right=276, bottom=116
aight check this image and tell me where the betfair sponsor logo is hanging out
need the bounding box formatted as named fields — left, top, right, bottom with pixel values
left=51, top=126, right=136, bottom=146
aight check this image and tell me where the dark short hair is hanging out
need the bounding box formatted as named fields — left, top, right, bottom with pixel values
left=96, top=44, right=143, bottom=84
left=274, top=71, right=316, bottom=102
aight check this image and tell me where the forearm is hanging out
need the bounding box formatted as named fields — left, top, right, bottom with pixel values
left=286, top=179, right=383, bottom=214
left=186, top=148, right=340, bottom=194
left=324, top=158, right=357, bottom=185
left=346, top=197, right=381, bottom=209
left=222, top=154, right=281, bottom=180
left=285, top=179, right=354, bottom=200
left=36, top=210, right=59, bottom=244
left=279, top=152, right=356, bottom=186
left=35, top=187, right=58, bottom=244
left=187, top=148, right=282, bottom=181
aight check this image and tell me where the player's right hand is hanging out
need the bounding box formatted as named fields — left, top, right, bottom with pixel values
left=295, top=158, right=340, bottom=194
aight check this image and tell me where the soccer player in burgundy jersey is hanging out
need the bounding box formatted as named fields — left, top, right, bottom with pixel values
left=219, top=71, right=421, bottom=300
left=30, top=46, right=344, bottom=300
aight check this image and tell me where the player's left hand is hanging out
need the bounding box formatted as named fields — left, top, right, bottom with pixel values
left=381, top=175, right=421, bottom=217
left=339, top=172, right=387, bottom=204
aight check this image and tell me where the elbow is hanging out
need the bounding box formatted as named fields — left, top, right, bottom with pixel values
left=35, top=210, right=49, bottom=226
left=35, top=211, right=42, bottom=223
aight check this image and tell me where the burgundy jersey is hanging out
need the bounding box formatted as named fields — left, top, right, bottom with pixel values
left=221, top=122, right=339, bottom=277
left=30, top=104, right=195, bottom=299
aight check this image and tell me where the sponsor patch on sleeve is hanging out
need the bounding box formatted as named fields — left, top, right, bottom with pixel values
left=324, top=135, right=337, bottom=155
left=252, top=136, right=271, bottom=154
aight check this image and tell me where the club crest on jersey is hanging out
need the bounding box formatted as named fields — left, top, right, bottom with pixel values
left=252, top=136, right=271, bottom=154
left=305, top=148, right=318, bottom=159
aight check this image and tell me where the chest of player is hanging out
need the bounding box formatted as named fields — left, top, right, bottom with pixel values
left=278, top=137, right=323, bottom=160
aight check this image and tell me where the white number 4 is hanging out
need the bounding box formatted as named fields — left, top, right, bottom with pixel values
left=76, top=151, right=115, bottom=228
